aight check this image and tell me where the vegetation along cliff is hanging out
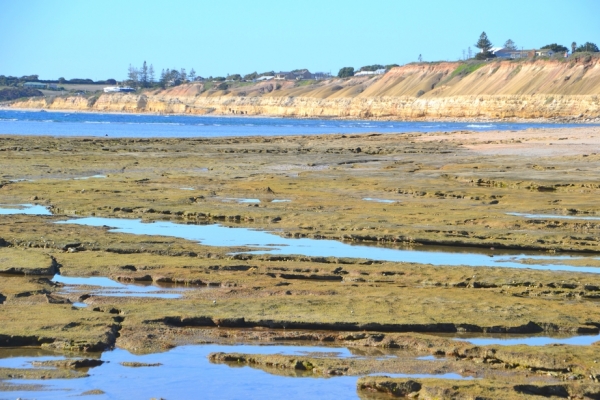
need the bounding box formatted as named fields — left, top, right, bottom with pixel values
left=10, top=56, right=600, bottom=120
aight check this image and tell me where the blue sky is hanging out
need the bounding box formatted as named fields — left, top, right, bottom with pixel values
left=2, top=0, right=599, bottom=80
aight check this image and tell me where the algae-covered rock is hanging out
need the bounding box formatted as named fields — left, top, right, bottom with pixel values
left=0, top=248, right=57, bottom=275
left=31, top=358, right=104, bottom=369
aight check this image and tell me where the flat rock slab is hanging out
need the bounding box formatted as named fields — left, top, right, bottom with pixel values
left=0, top=248, right=56, bottom=275
left=357, top=376, right=600, bottom=400
left=31, top=358, right=104, bottom=369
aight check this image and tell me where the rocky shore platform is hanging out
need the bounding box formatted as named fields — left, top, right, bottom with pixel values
left=1, top=126, right=600, bottom=397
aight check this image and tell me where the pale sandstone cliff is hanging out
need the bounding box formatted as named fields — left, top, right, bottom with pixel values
left=11, top=57, right=600, bottom=120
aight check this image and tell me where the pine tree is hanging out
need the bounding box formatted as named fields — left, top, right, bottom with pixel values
left=189, top=68, right=196, bottom=82
left=475, top=32, right=493, bottom=54
left=504, top=39, right=517, bottom=50
left=180, top=68, right=187, bottom=82
left=148, top=64, right=155, bottom=85
left=139, top=61, right=149, bottom=88
left=571, top=42, right=577, bottom=54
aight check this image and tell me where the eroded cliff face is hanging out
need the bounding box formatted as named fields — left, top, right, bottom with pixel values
left=11, top=57, right=600, bottom=120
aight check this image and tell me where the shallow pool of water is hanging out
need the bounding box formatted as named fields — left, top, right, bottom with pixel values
left=429, top=331, right=600, bottom=346
left=363, top=198, right=396, bottom=203
left=416, top=355, right=445, bottom=361
left=0, top=344, right=470, bottom=399
left=73, top=175, right=107, bottom=180
left=223, top=198, right=261, bottom=203
left=508, top=212, right=600, bottom=221
left=9, top=178, right=34, bottom=182
left=459, top=334, right=600, bottom=346
left=0, top=204, right=51, bottom=215
left=373, top=372, right=472, bottom=380
left=52, top=274, right=187, bottom=299
left=57, top=217, right=600, bottom=273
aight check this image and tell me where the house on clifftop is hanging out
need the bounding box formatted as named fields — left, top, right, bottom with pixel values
left=23, top=82, right=47, bottom=89
left=491, top=47, right=556, bottom=59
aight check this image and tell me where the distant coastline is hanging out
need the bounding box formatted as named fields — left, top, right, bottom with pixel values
left=6, top=59, right=600, bottom=123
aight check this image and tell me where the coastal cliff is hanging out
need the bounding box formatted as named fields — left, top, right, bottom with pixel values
left=11, top=57, right=600, bottom=120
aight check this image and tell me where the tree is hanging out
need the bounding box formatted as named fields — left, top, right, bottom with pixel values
left=244, top=72, right=258, bottom=81
left=475, top=32, right=493, bottom=54
left=139, top=61, right=149, bottom=88
left=148, top=64, right=155, bottom=85
left=359, top=64, right=384, bottom=72
left=20, top=74, right=39, bottom=82
left=337, top=67, right=354, bottom=78
left=418, top=54, right=422, bottom=62
left=159, top=69, right=167, bottom=88
left=169, top=69, right=181, bottom=86
left=541, top=43, right=568, bottom=52
left=127, top=64, right=139, bottom=87
left=58, top=77, right=66, bottom=84
left=575, top=42, right=599, bottom=52
left=180, top=68, right=187, bottom=82
left=106, top=79, right=117, bottom=85
left=504, top=39, right=517, bottom=50
left=189, top=68, right=196, bottom=82
left=467, top=47, right=472, bottom=59
left=571, top=42, right=577, bottom=54
left=474, top=32, right=496, bottom=60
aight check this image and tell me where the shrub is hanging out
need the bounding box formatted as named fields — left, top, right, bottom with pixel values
left=475, top=52, right=495, bottom=60
left=541, top=43, right=568, bottom=52
left=359, top=64, right=384, bottom=72
left=337, top=67, right=354, bottom=78
left=0, top=87, right=44, bottom=101
left=574, top=42, right=599, bottom=52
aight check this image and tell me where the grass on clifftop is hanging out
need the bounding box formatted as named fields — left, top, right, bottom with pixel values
left=449, top=61, right=486, bottom=79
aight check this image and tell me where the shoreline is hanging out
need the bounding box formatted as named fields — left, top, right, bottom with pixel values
left=2, top=105, right=600, bottom=125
